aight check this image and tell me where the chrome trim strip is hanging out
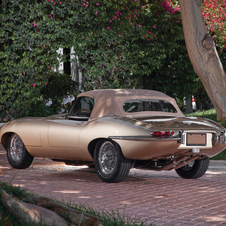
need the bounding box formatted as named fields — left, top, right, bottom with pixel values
left=108, top=136, right=180, bottom=141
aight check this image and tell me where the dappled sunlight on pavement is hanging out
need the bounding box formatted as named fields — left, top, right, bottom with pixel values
left=1, top=146, right=226, bottom=225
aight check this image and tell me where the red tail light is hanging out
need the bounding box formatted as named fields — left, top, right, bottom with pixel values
left=151, top=131, right=174, bottom=138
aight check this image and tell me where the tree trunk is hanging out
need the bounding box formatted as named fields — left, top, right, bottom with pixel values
left=1, top=189, right=100, bottom=226
left=1, top=190, right=68, bottom=226
left=179, top=0, right=226, bottom=120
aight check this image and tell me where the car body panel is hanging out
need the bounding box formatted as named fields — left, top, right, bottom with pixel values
left=1, top=89, right=226, bottom=169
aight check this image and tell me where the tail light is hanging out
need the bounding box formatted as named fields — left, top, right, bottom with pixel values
left=151, top=131, right=174, bottom=138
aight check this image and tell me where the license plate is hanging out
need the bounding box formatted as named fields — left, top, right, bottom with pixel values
left=186, top=133, right=206, bottom=146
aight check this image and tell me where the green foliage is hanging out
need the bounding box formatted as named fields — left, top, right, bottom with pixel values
left=0, top=0, right=225, bottom=121
left=23, top=100, right=55, bottom=117
left=40, top=72, right=78, bottom=113
left=0, top=0, right=77, bottom=120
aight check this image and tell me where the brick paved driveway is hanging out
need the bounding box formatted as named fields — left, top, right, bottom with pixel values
left=1, top=146, right=226, bottom=226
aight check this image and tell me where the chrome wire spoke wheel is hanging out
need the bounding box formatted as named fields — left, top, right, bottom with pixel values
left=94, top=140, right=131, bottom=183
left=9, top=134, right=24, bottom=162
left=98, top=141, right=117, bottom=175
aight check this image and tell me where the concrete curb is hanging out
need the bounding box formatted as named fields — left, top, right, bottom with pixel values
left=209, top=160, right=226, bottom=171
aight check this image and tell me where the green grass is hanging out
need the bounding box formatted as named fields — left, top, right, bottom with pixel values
left=185, top=108, right=217, bottom=121
left=185, top=108, right=226, bottom=160
left=0, top=181, right=154, bottom=226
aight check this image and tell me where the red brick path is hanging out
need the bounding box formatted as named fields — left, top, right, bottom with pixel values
left=1, top=146, right=226, bottom=226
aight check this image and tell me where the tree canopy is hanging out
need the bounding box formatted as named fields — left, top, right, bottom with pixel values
left=0, top=0, right=225, bottom=120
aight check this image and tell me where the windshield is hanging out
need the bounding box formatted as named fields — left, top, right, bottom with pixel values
left=123, top=99, right=177, bottom=113
left=68, top=96, right=95, bottom=118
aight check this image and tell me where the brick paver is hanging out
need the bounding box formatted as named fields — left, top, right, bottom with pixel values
left=1, top=146, right=226, bottom=226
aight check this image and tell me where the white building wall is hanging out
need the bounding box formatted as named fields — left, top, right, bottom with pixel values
left=56, top=47, right=83, bottom=92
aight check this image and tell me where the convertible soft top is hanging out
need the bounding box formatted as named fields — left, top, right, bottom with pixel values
left=78, top=89, right=184, bottom=119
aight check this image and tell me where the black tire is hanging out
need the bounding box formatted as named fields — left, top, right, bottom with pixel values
left=94, top=140, right=131, bottom=183
left=7, top=133, right=34, bottom=169
left=175, top=158, right=210, bottom=179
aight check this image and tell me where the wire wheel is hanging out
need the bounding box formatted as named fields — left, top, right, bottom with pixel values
left=94, top=140, right=131, bottom=183
left=98, top=141, right=117, bottom=175
left=9, top=134, right=24, bottom=162
left=7, top=133, right=34, bottom=169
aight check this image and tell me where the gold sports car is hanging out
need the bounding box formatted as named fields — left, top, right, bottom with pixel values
left=1, top=89, right=226, bottom=183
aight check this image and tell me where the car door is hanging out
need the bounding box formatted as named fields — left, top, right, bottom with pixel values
left=48, top=118, right=82, bottom=148
left=46, top=96, right=95, bottom=159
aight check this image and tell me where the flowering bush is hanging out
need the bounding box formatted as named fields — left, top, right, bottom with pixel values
left=202, top=0, right=226, bottom=60
left=0, top=0, right=225, bottom=120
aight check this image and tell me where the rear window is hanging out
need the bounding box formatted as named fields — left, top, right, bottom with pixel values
left=123, top=99, right=177, bottom=113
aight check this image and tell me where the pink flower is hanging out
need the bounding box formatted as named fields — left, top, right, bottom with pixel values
left=121, top=33, right=123, bottom=36
left=32, top=84, right=36, bottom=87
left=95, top=12, right=98, bottom=14
left=147, top=31, right=151, bottom=34
left=59, top=2, right=61, bottom=4
left=45, top=83, right=47, bottom=85
left=47, top=66, right=50, bottom=68
left=141, top=52, right=143, bottom=54
left=33, top=22, right=37, bottom=27
left=96, top=3, right=100, bottom=5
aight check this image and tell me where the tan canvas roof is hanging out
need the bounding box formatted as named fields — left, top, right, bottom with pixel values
left=78, top=89, right=184, bottom=119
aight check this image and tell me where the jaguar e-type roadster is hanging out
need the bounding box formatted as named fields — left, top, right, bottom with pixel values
left=1, top=89, right=226, bottom=183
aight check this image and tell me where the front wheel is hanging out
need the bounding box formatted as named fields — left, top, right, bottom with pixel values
left=175, top=158, right=210, bottom=179
left=7, top=133, right=34, bottom=169
left=94, top=140, right=131, bottom=183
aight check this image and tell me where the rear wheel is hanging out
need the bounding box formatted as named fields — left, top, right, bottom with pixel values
left=7, top=133, right=34, bottom=169
left=94, top=140, right=131, bottom=183
left=175, top=158, right=210, bottom=179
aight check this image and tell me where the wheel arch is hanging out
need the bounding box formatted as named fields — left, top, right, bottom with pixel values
left=1, top=132, right=12, bottom=151
left=88, top=138, right=124, bottom=159
left=88, top=138, right=106, bottom=159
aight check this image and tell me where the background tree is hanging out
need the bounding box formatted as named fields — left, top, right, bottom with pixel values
left=0, top=0, right=225, bottom=121
left=179, top=0, right=226, bottom=120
